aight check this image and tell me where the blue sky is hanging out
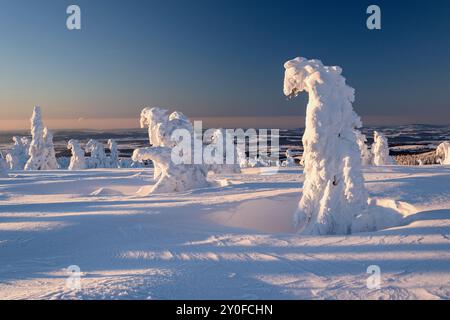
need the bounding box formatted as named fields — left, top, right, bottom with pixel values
left=0, top=0, right=449, bottom=129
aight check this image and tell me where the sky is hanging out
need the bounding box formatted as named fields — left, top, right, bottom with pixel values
left=0, top=0, right=449, bottom=130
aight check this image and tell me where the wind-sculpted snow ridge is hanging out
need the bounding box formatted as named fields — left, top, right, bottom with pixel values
left=67, top=139, right=86, bottom=170
left=133, top=107, right=210, bottom=194
left=6, top=137, right=30, bottom=170
left=283, top=56, right=396, bottom=235
left=86, top=139, right=108, bottom=169
left=436, top=142, right=450, bottom=165
left=372, top=131, right=395, bottom=165
left=24, top=107, right=59, bottom=171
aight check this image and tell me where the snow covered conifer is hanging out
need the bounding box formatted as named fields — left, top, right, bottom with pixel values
left=436, top=142, right=450, bottom=165
left=86, top=139, right=107, bottom=168
left=6, top=136, right=30, bottom=170
left=108, top=139, right=120, bottom=168
left=68, top=139, right=86, bottom=170
left=283, top=57, right=369, bottom=235
left=0, top=150, right=8, bottom=177
left=372, top=131, right=395, bottom=165
left=282, top=149, right=296, bottom=167
left=25, top=106, right=58, bottom=170
left=355, top=131, right=372, bottom=166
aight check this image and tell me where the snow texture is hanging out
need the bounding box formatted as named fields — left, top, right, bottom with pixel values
left=24, top=107, right=59, bottom=171
left=282, top=149, right=297, bottom=167
left=133, top=107, right=209, bottom=193
left=67, top=139, right=87, bottom=170
left=6, top=137, right=30, bottom=170
left=205, top=129, right=241, bottom=174
left=283, top=57, right=369, bottom=235
left=0, top=150, right=8, bottom=177
left=372, top=131, right=395, bottom=165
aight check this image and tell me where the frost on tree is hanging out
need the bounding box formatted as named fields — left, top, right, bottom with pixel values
left=6, top=136, right=30, bottom=170
left=372, top=131, right=395, bottom=165
left=68, top=139, right=86, bottom=170
left=24, top=107, right=59, bottom=171
left=0, top=150, right=8, bottom=177
left=86, top=139, right=108, bottom=168
left=133, top=107, right=209, bottom=193
left=283, top=57, right=369, bottom=235
left=355, top=131, right=372, bottom=165
left=108, top=139, right=120, bottom=168
left=436, top=142, right=450, bottom=165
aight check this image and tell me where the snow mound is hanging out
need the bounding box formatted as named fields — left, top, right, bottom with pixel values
left=90, top=187, right=124, bottom=197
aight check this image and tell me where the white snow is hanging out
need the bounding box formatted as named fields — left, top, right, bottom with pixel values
left=108, top=139, right=120, bottom=169
left=283, top=57, right=370, bottom=235
left=86, top=139, right=108, bottom=169
left=436, top=142, right=450, bottom=165
left=0, top=166, right=449, bottom=299
left=6, top=137, right=30, bottom=170
left=356, top=131, right=373, bottom=166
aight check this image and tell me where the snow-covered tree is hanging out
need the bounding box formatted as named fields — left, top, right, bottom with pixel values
left=85, top=139, right=108, bottom=168
left=68, top=139, right=86, bottom=170
left=108, top=139, right=120, bottom=168
left=133, top=107, right=209, bottom=193
left=0, top=150, right=8, bottom=177
left=372, top=131, right=395, bottom=165
left=24, top=107, right=59, bottom=170
left=282, top=149, right=297, bottom=167
left=6, top=136, right=30, bottom=170
left=283, top=57, right=369, bottom=235
left=436, top=142, right=450, bottom=165
left=355, top=131, right=372, bottom=166
left=205, top=129, right=241, bottom=174
left=42, top=127, right=59, bottom=170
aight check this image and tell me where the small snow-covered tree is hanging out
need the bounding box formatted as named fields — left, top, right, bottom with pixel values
left=283, top=57, right=369, bottom=235
left=24, top=107, right=58, bottom=170
left=205, top=129, right=241, bottom=174
left=282, top=149, right=296, bottom=167
left=133, top=107, right=209, bottom=193
left=42, top=127, right=59, bottom=170
left=355, top=130, right=372, bottom=166
left=108, top=139, right=120, bottom=168
left=68, top=139, right=86, bottom=170
left=0, top=150, right=8, bottom=177
left=436, top=142, right=450, bottom=165
left=6, top=136, right=30, bottom=170
left=372, top=131, right=394, bottom=165
left=85, top=139, right=108, bottom=168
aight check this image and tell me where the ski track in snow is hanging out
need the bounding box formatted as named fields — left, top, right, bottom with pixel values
left=0, top=166, right=449, bottom=299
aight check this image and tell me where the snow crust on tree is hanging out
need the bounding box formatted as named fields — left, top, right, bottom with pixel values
left=0, top=150, right=8, bottom=177
left=6, top=136, right=30, bottom=170
left=134, top=107, right=209, bottom=193
left=108, top=139, right=120, bottom=168
left=355, top=131, right=372, bottom=166
left=24, top=107, right=59, bottom=171
left=436, top=142, right=450, bottom=165
left=283, top=57, right=370, bottom=235
left=86, top=139, right=108, bottom=169
left=68, top=139, right=87, bottom=170
left=372, top=131, right=395, bottom=165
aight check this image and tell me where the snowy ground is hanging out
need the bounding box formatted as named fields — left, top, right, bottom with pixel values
left=0, top=166, right=449, bottom=299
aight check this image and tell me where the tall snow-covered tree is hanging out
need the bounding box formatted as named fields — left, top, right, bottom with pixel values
left=6, top=136, right=30, bottom=170
left=108, top=139, right=120, bottom=168
left=68, top=139, right=86, bottom=170
left=372, top=131, right=395, bottom=165
left=86, top=139, right=108, bottom=168
left=283, top=57, right=369, bottom=235
left=24, top=106, right=58, bottom=170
